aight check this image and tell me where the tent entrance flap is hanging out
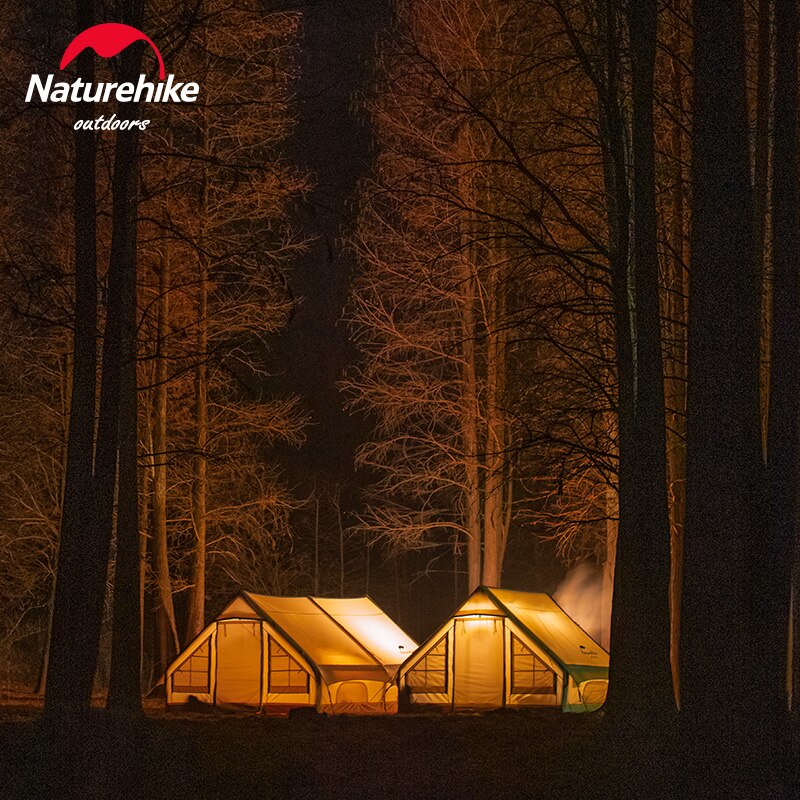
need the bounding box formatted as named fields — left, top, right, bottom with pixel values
left=215, top=621, right=263, bottom=706
left=453, top=618, right=504, bottom=708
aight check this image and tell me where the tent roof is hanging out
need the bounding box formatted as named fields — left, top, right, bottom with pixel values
left=485, top=588, right=609, bottom=671
left=311, top=597, right=417, bottom=669
left=404, top=586, right=608, bottom=682
left=217, top=592, right=416, bottom=681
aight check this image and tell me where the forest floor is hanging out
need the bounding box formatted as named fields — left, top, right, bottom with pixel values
left=0, top=693, right=797, bottom=800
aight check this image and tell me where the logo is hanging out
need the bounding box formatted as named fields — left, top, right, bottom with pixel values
left=25, top=22, right=200, bottom=132
left=60, top=23, right=166, bottom=80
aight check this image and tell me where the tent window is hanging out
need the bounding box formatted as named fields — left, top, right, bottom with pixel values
left=511, top=634, right=556, bottom=695
left=268, top=638, right=309, bottom=693
left=172, top=638, right=211, bottom=694
left=406, top=634, right=447, bottom=692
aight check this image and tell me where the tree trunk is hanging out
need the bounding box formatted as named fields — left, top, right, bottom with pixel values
left=314, top=485, right=320, bottom=594
left=38, top=351, right=74, bottom=696
left=605, top=0, right=674, bottom=717
left=462, top=271, right=482, bottom=591
left=44, top=0, right=99, bottom=718
left=364, top=532, right=370, bottom=595
left=597, top=41, right=635, bottom=712
left=337, top=486, right=345, bottom=596
left=152, top=225, right=179, bottom=669
left=107, top=29, right=144, bottom=715
left=754, top=0, right=772, bottom=451
left=138, top=426, right=150, bottom=685
left=665, top=20, right=688, bottom=707
left=459, top=139, right=482, bottom=593
left=186, top=250, right=208, bottom=640
left=482, top=270, right=507, bottom=587
left=764, top=0, right=797, bottom=718
left=602, top=476, right=618, bottom=652
left=186, top=97, right=210, bottom=638
left=682, top=0, right=762, bottom=724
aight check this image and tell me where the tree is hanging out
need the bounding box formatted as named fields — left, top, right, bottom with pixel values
left=136, top=0, right=308, bottom=670
left=681, top=0, right=763, bottom=727
left=107, top=0, right=147, bottom=713
left=605, top=0, right=674, bottom=718
left=765, top=0, right=797, bottom=716
left=44, top=0, right=101, bottom=719
left=348, top=0, right=570, bottom=594
left=0, top=2, right=75, bottom=692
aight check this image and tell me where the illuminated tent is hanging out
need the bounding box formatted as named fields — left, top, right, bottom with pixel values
left=397, top=586, right=608, bottom=713
left=166, top=593, right=417, bottom=715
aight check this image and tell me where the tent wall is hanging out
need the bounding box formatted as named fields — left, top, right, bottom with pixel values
left=564, top=677, right=608, bottom=712
left=452, top=617, right=504, bottom=708
left=401, top=625, right=452, bottom=706
left=215, top=620, right=263, bottom=707
left=319, top=679, right=399, bottom=715
left=167, top=626, right=216, bottom=706
left=263, top=634, right=315, bottom=708
left=167, top=595, right=412, bottom=715
left=504, top=619, right=563, bottom=708
left=400, top=615, right=565, bottom=710
left=398, top=588, right=608, bottom=713
left=166, top=619, right=317, bottom=711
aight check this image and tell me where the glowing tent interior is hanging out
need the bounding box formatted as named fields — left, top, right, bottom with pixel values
left=397, top=587, right=609, bottom=713
left=166, top=593, right=418, bottom=714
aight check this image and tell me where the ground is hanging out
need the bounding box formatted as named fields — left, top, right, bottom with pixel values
left=0, top=695, right=797, bottom=799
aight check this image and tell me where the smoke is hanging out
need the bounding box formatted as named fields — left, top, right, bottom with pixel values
left=552, top=563, right=609, bottom=647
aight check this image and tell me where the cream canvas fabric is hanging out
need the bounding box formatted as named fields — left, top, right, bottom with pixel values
left=215, top=620, right=262, bottom=707
left=398, top=586, right=609, bottom=713
left=312, top=596, right=416, bottom=675
left=166, top=593, right=417, bottom=715
left=453, top=618, right=504, bottom=708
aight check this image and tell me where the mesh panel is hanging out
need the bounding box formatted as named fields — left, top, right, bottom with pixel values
left=511, top=634, right=556, bottom=694
left=406, top=634, right=447, bottom=692
left=173, top=638, right=211, bottom=693
left=268, top=638, right=309, bottom=693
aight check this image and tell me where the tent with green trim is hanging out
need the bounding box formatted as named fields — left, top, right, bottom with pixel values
left=397, top=586, right=608, bottom=713
left=166, top=592, right=417, bottom=715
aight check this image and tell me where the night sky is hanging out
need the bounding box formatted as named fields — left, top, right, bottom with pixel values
left=271, top=0, right=389, bottom=488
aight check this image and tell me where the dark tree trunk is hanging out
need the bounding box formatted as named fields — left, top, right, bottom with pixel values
left=754, top=0, right=773, bottom=447
left=596, top=9, right=634, bottom=715
left=766, top=0, right=798, bottom=717
left=682, top=0, right=762, bottom=724
left=107, top=36, right=144, bottom=714
left=605, top=0, right=674, bottom=718
left=665, top=16, right=688, bottom=709
left=153, top=233, right=179, bottom=666
left=186, top=110, right=209, bottom=641
left=186, top=253, right=208, bottom=642
left=44, top=0, right=99, bottom=719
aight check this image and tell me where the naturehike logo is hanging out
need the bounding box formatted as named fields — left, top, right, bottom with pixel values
left=60, top=23, right=166, bottom=79
left=25, top=23, right=200, bottom=131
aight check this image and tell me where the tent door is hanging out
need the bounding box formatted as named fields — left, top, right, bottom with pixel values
left=215, top=621, right=263, bottom=707
left=453, top=618, right=504, bottom=708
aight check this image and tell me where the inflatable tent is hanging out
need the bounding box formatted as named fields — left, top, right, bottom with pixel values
left=397, top=586, right=608, bottom=712
left=166, top=592, right=417, bottom=714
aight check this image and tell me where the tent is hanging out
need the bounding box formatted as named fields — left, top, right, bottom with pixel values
left=166, top=592, right=417, bottom=715
left=397, top=586, right=608, bottom=712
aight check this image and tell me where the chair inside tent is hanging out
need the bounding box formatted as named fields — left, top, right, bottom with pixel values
left=397, top=586, right=609, bottom=712
left=166, top=593, right=417, bottom=715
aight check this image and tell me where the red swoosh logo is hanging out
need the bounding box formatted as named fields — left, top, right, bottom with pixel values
left=60, top=23, right=166, bottom=80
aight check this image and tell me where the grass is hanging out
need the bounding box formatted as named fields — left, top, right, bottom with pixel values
left=0, top=695, right=797, bottom=800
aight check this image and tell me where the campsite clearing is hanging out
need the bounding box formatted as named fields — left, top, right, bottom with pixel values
left=1, top=700, right=797, bottom=799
